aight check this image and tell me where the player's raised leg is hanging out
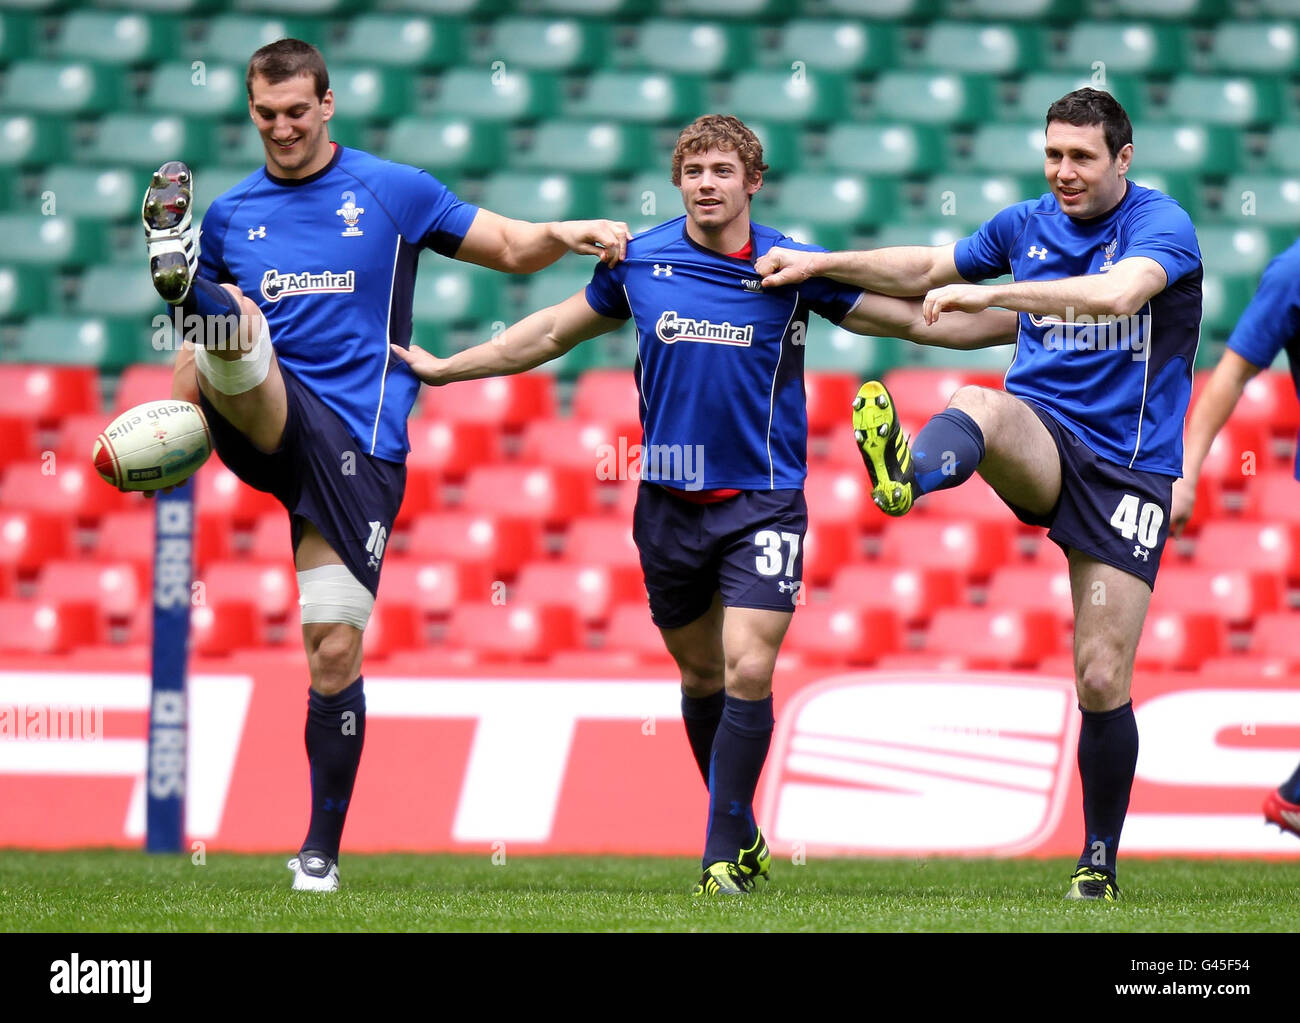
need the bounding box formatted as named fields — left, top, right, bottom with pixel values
left=1063, top=551, right=1149, bottom=901
left=658, top=592, right=725, bottom=785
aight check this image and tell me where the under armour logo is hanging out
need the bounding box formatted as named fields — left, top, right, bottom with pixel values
left=778, top=580, right=800, bottom=594
left=367, top=555, right=380, bottom=571
left=248, top=225, right=266, bottom=240
left=652, top=263, right=672, bottom=277
left=1027, top=246, right=1048, bottom=259
left=1132, top=545, right=1149, bottom=561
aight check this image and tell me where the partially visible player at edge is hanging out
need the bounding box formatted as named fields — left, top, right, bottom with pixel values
left=141, top=38, right=631, bottom=892
left=1172, top=235, right=1300, bottom=842
left=393, top=115, right=1019, bottom=895
left=758, top=89, right=1203, bottom=901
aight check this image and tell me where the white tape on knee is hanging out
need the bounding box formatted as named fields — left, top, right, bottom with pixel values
left=297, top=564, right=375, bottom=630
left=194, top=314, right=272, bottom=395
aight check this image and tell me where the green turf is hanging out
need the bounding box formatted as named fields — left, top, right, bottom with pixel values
left=2, top=851, right=1298, bottom=932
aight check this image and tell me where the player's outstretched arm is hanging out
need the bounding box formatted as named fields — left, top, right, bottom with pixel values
left=840, top=293, right=1018, bottom=349
left=453, top=209, right=632, bottom=274
left=757, top=243, right=961, bottom=296
left=391, top=291, right=622, bottom=387
left=1171, top=349, right=1261, bottom=535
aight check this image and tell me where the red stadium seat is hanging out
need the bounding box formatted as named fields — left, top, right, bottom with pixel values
left=784, top=605, right=900, bottom=664
left=189, top=599, right=260, bottom=656
left=830, top=564, right=963, bottom=624
left=37, top=559, right=142, bottom=623
left=93, top=508, right=227, bottom=575
left=986, top=564, right=1073, bottom=626
left=417, top=374, right=556, bottom=429
left=381, top=559, right=494, bottom=618
left=246, top=512, right=291, bottom=562
left=914, top=476, right=1013, bottom=522
left=53, top=412, right=111, bottom=463
left=1191, top=521, right=1300, bottom=578
left=560, top=517, right=641, bottom=572
left=0, top=366, right=98, bottom=423
left=924, top=607, right=1060, bottom=668
left=1198, top=654, right=1292, bottom=681
left=0, top=415, right=38, bottom=472
left=0, top=509, right=71, bottom=577
left=517, top=416, right=623, bottom=474
left=361, top=602, right=421, bottom=660
left=200, top=561, right=297, bottom=619
left=461, top=464, right=590, bottom=523
left=804, top=371, right=861, bottom=436
left=1238, top=471, right=1300, bottom=524
left=571, top=369, right=640, bottom=438
left=603, top=602, right=673, bottom=664
left=803, top=518, right=857, bottom=588
left=1193, top=369, right=1300, bottom=442
left=1194, top=417, right=1269, bottom=487
left=406, top=511, right=540, bottom=579
left=0, top=599, right=96, bottom=654
left=803, top=466, right=874, bottom=529
left=445, top=602, right=579, bottom=660
left=0, top=460, right=131, bottom=519
left=1248, top=613, right=1300, bottom=662
left=1150, top=566, right=1283, bottom=624
left=513, top=561, right=619, bottom=624
left=194, top=463, right=280, bottom=527
left=878, top=518, right=1015, bottom=578
left=112, top=365, right=176, bottom=414
left=880, top=368, right=1005, bottom=421
left=406, top=418, right=501, bottom=480
left=399, top=464, right=442, bottom=521
left=1135, top=610, right=1226, bottom=670
left=606, top=477, right=641, bottom=517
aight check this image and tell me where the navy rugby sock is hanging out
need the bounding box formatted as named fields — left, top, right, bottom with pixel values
left=702, top=695, right=773, bottom=869
left=302, top=676, right=366, bottom=860
left=1075, top=701, right=1138, bottom=879
left=1279, top=762, right=1300, bottom=804
left=180, top=275, right=242, bottom=322
left=682, top=689, right=726, bottom=786
left=911, top=409, right=985, bottom=495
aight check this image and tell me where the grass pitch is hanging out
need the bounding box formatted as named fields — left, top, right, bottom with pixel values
left=2, top=850, right=1298, bottom=933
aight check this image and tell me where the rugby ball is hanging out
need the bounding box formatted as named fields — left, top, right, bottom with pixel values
left=92, top=399, right=212, bottom=491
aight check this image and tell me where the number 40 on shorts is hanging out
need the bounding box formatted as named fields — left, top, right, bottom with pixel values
left=1109, top=493, right=1163, bottom=548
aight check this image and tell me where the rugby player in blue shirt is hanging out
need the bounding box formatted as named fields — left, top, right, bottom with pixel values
left=1173, top=236, right=1300, bottom=842
left=142, top=39, right=632, bottom=891
left=760, top=89, right=1203, bottom=901
left=395, top=115, right=1018, bottom=895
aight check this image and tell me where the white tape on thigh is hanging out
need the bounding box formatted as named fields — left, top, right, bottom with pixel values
left=194, top=314, right=272, bottom=395
left=297, top=564, right=375, bottom=630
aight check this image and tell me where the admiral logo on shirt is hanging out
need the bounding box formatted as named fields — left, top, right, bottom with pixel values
left=655, top=310, right=754, bottom=347
left=260, top=269, right=357, bottom=303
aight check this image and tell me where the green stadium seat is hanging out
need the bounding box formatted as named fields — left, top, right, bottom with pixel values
left=1200, top=273, right=1254, bottom=335
left=0, top=11, right=36, bottom=63
left=1220, top=175, right=1300, bottom=227
left=480, top=172, right=601, bottom=221
left=429, top=68, right=562, bottom=121
left=75, top=264, right=164, bottom=319
left=43, top=167, right=143, bottom=221
left=145, top=63, right=247, bottom=117
left=676, top=0, right=784, bottom=15
left=827, top=0, right=940, bottom=14
left=1128, top=123, right=1237, bottom=174
left=566, top=71, right=705, bottom=123
left=1265, top=125, right=1300, bottom=172
left=615, top=172, right=682, bottom=224
left=1056, top=23, right=1185, bottom=75
left=871, top=71, right=994, bottom=125
left=0, top=115, right=68, bottom=167
left=0, top=265, right=52, bottom=318
left=49, top=10, right=178, bottom=64
left=384, top=116, right=506, bottom=176
left=913, top=23, right=1042, bottom=74
left=533, top=0, right=649, bottom=12
left=747, top=122, right=802, bottom=174
left=1111, top=0, right=1229, bottom=18
left=234, top=0, right=364, bottom=14
left=770, top=220, right=853, bottom=254
left=412, top=263, right=507, bottom=326
left=1261, top=0, right=1300, bottom=13
left=724, top=70, right=848, bottom=125
left=519, top=266, right=593, bottom=315
left=190, top=14, right=312, bottom=64
left=824, top=124, right=945, bottom=176
left=969, top=124, right=1046, bottom=174
left=1195, top=225, right=1283, bottom=277
left=482, top=17, right=608, bottom=72
left=906, top=341, right=1014, bottom=372
left=329, top=14, right=461, bottom=68
left=627, top=20, right=751, bottom=75
left=1008, top=73, right=1146, bottom=123
left=911, top=175, right=1023, bottom=227
left=1206, top=22, right=1300, bottom=74
left=516, top=121, right=654, bottom=175
left=871, top=221, right=971, bottom=248
left=768, top=173, right=900, bottom=229
left=95, top=0, right=218, bottom=11
left=1158, top=76, right=1284, bottom=127
left=329, top=65, right=413, bottom=120
left=941, top=0, right=1075, bottom=17
left=0, top=60, right=127, bottom=116
left=381, top=0, right=505, bottom=12
left=803, top=320, right=877, bottom=374
left=81, top=114, right=216, bottom=168
left=770, top=19, right=897, bottom=73
left=14, top=316, right=141, bottom=371
left=1127, top=171, right=1203, bottom=219
left=191, top=165, right=261, bottom=223
left=0, top=215, right=107, bottom=267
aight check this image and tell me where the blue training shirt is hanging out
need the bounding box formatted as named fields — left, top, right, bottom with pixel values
left=1226, top=235, right=1300, bottom=481
left=585, top=217, right=864, bottom=490
left=196, top=145, right=480, bottom=462
left=954, top=181, right=1203, bottom=476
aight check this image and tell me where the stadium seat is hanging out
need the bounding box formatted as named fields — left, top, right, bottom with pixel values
left=802, top=466, right=875, bottom=529
left=911, top=175, right=1023, bottom=227
left=330, top=14, right=461, bottom=67
left=81, top=114, right=215, bottom=168
left=1056, top=23, right=1185, bottom=74
left=512, top=561, right=625, bottom=624
left=43, top=168, right=144, bottom=222
left=1150, top=566, right=1284, bottom=624
left=406, top=511, right=540, bottom=579
left=1265, top=125, right=1300, bottom=173
left=53, top=412, right=112, bottom=465
left=602, top=602, right=674, bottom=664
left=14, top=316, right=142, bottom=371
left=802, top=518, right=858, bottom=588
left=37, top=559, right=142, bottom=626
left=461, top=464, right=590, bottom=524
left=0, top=60, right=126, bottom=116
left=189, top=14, right=310, bottom=64
left=234, top=0, right=364, bottom=14
left=768, top=173, right=899, bottom=229
left=627, top=19, right=751, bottom=75
left=0, top=265, right=52, bottom=319
left=784, top=606, right=901, bottom=664
left=1009, top=73, right=1146, bottom=123
left=969, top=124, right=1046, bottom=175
left=561, top=516, right=640, bottom=572
left=1201, top=272, right=1251, bottom=337
left=873, top=69, right=993, bottom=124
left=923, top=607, right=1060, bottom=667
left=379, top=559, right=493, bottom=618
left=1134, top=610, right=1226, bottom=670
left=189, top=599, right=261, bottom=657
left=194, top=464, right=281, bottom=527
left=417, top=373, right=555, bottom=428
left=1195, top=226, right=1285, bottom=278
left=1240, top=472, right=1300, bottom=524
left=0, top=416, right=36, bottom=473
left=0, top=600, right=95, bottom=655
left=0, top=115, right=69, bottom=168
left=1220, top=175, right=1300, bottom=227
left=0, top=461, right=130, bottom=520
left=411, top=261, right=507, bottom=329
left=772, top=19, right=896, bottom=72
left=567, top=72, right=704, bottom=124
left=1127, top=124, right=1237, bottom=175
left=1191, top=521, right=1300, bottom=577
left=516, top=416, right=623, bottom=474
left=913, top=22, right=1041, bottom=74
left=429, top=68, right=562, bottom=122
left=406, top=418, right=501, bottom=481
left=0, top=215, right=108, bottom=268
left=1197, top=654, right=1292, bottom=680
left=803, top=321, right=889, bottom=377
left=804, top=372, right=863, bottom=437
left=1130, top=171, right=1203, bottom=220
left=482, top=16, right=607, bottom=71
left=325, top=65, right=414, bottom=121
left=948, top=0, right=1074, bottom=18
left=830, top=563, right=964, bottom=624
left=1187, top=415, right=1267, bottom=487
left=0, top=510, right=71, bottom=578
left=144, top=63, right=247, bottom=117
left=445, top=602, right=580, bottom=659
left=479, top=171, right=601, bottom=222
left=823, top=124, right=945, bottom=177
left=112, top=365, right=175, bottom=414
left=882, top=367, right=1004, bottom=419
left=0, top=366, right=98, bottom=422
left=0, top=11, right=35, bottom=64
left=1197, top=369, right=1300, bottom=441
left=516, top=121, right=655, bottom=175
left=878, top=518, right=1015, bottom=578
left=200, top=561, right=298, bottom=620
left=361, top=602, right=421, bottom=660
left=1205, top=21, right=1300, bottom=73
left=1157, top=75, right=1283, bottom=127
left=986, top=564, right=1073, bottom=624
left=572, top=369, right=640, bottom=433
left=1111, top=0, right=1229, bottom=19
left=76, top=264, right=166, bottom=321
left=384, top=117, right=507, bottom=176
left=98, top=508, right=231, bottom=578
left=914, top=476, right=1015, bottom=523
left=724, top=70, right=848, bottom=125
left=1248, top=613, right=1300, bottom=662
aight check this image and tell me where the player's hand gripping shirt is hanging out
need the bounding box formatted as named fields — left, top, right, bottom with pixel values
left=196, top=145, right=479, bottom=462
left=954, top=182, right=1202, bottom=475
left=585, top=217, right=864, bottom=491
